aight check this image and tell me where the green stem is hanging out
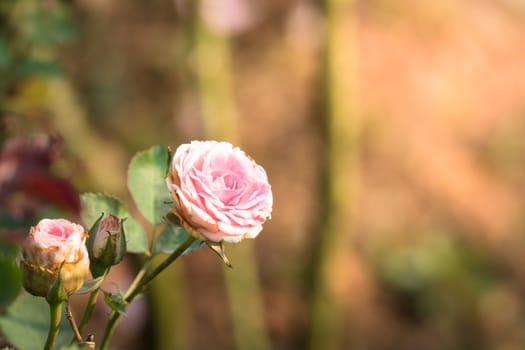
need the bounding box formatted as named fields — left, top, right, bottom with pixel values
left=99, top=236, right=196, bottom=350
left=125, top=236, right=196, bottom=302
left=77, top=288, right=100, bottom=335
left=99, top=310, right=119, bottom=350
left=44, top=302, right=63, bottom=350
left=124, top=259, right=152, bottom=301
left=74, top=269, right=111, bottom=343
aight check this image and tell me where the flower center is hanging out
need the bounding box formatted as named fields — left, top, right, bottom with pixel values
left=222, top=173, right=240, bottom=190
left=48, top=225, right=71, bottom=238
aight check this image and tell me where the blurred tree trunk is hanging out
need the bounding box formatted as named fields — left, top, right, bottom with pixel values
left=148, top=254, right=189, bottom=350
left=307, top=0, right=360, bottom=349
left=186, top=2, right=272, bottom=350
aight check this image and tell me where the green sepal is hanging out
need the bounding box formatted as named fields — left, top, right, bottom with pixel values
left=98, top=237, right=115, bottom=267
left=165, top=212, right=181, bottom=227
left=73, top=274, right=106, bottom=295
left=206, top=241, right=233, bottom=268
left=86, top=213, right=104, bottom=264
left=86, top=213, right=106, bottom=278
left=95, top=218, right=127, bottom=266
left=113, top=218, right=127, bottom=264
left=90, top=262, right=107, bottom=280
left=46, top=262, right=67, bottom=304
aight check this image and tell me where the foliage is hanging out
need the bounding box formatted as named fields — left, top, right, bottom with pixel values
left=0, top=245, right=21, bottom=311
left=0, top=144, right=207, bottom=350
left=0, top=293, right=73, bottom=350
left=0, top=0, right=76, bottom=101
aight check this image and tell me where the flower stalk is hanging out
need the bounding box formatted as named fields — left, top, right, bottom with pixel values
left=99, top=235, right=196, bottom=350
left=77, top=288, right=100, bottom=335
left=44, top=301, right=62, bottom=350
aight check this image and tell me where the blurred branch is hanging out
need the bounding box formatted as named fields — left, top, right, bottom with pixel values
left=147, top=256, right=189, bottom=350
left=46, top=78, right=127, bottom=195
left=307, top=0, right=360, bottom=349
left=193, top=2, right=270, bottom=349
left=194, top=5, right=238, bottom=141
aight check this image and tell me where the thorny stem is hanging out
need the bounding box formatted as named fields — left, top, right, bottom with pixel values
left=66, top=297, right=82, bottom=344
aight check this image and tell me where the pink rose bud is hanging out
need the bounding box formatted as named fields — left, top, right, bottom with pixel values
left=18, top=218, right=90, bottom=297
left=92, top=214, right=126, bottom=267
left=166, top=140, right=273, bottom=243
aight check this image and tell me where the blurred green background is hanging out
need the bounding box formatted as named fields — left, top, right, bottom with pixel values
left=2, top=0, right=525, bottom=349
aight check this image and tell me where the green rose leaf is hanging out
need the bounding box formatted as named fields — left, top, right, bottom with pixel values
left=103, top=286, right=127, bottom=317
left=0, top=243, right=22, bottom=311
left=0, top=293, right=73, bottom=350
left=154, top=222, right=204, bottom=256
left=128, top=145, right=172, bottom=226
left=81, top=193, right=147, bottom=254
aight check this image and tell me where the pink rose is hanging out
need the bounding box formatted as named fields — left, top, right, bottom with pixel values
left=167, top=141, right=273, bottom=243
left=18, top=218, right=90, bottom=297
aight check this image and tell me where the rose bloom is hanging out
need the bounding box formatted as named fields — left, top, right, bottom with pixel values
left=167, top=140, right=273, bottom=243
left=18, top=218, right=90, bottom=297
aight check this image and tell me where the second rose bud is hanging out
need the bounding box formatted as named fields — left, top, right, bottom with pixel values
left=87, top=214, right=127, bottom=276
